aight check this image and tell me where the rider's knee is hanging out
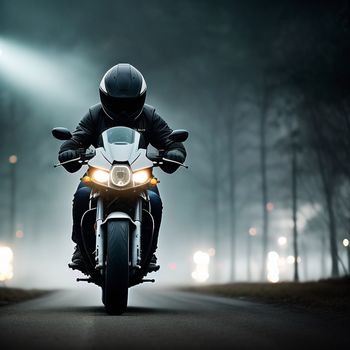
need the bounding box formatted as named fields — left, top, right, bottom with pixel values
left=73, top=186, right=91, bottom=205
left=148, top=190, right=163, bottom=212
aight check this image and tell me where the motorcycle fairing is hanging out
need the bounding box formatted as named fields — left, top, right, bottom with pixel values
left=88, top=127, right=153, bottom=172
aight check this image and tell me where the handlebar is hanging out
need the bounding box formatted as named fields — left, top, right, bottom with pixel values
left=149, top=154, right=188, bottom=169
left=54, top=149, right=188, bottom=169
left=53, top=149, right=96, bottom=168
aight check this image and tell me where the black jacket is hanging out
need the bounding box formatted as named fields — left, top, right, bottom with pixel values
left=59, top=103, right=187, bottom=173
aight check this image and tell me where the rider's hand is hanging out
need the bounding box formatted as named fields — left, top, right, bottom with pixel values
left=161, top=149, right=185, bottom=174
left=58, top=149, right=85, bottom=173
left=164, top=149, right=185, bottom=164
left=58, top=149, right=82, bottom=163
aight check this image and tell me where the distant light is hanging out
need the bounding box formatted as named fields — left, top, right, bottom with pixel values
left=268, top=251, right=279, bottom=259
left=266, top=202, right=274, bottom=211
left=287, top=255, right=295, bottom=264
left=249, top=227, right=257, bottom=236
left=191, top=270, right=209, bottom=283
left=0, top=246, right=14, bottom=281
left=343, top=239, right=349, bottom=247
left=193, top=251, right=210, bottom=265
left=267, top=251, right=279, bottom=283
left=9, top=155, right=17, bottom=164
left=16, top=230, right=24, bottom=239
left=208, top=248, right=216, bottom=257
left=277, top=236, right=287, bottom=246
left=168, top=262, right=177, bottom=270
left=287, top=255, right=301, bottom=264
left=268, top=275, right=279, bottom=283
left=192, top=250, right=210, bottom=283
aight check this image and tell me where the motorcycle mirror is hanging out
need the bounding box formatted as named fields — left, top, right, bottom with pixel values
left=52, top=127, right=72, bottom=140
left=168, top=129, right=189, bottom=143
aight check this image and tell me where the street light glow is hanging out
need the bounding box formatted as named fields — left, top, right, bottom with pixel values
left=9, top=155, right=17, bottom=164
left=192, top=250, right=210, bottom=283
left=343, top=239, right=349, bottom=247
left=267, top=251, right=279, bottom=283
left=277, top=236, right=287, bottom=246
left=193, top=251, right=210, bottom=265
left=249, top=227, right=257, bottom=236
left=287, top=255, right=301, bottom=264
left=207, top=248, right=216, bottom=257
left=16, top=230, right=24, bottom=239
left=287, top=255, right=295, bottom=264
left=266, top=202, right=274, bottom=211
left=0, top=246, right=14, bottom=281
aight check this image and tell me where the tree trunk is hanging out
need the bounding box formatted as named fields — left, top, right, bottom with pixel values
left=260, top=87, right=269, bottom=281
left=227, top=113, right=237, bottom=281
left=310, top=106, right=339, bottom=278
left=291, top=135, right=299, bottom=281
left=301, top=235, right=308, bottom=281
left=325, top=188, right=339, bottom=277
left=247, top=232, right=252, bottom=281
left=321, top=231, right=326, bottom=278
left=315, top=144, right=339, bottom=278
left=211, top=117, right=220, bottom=282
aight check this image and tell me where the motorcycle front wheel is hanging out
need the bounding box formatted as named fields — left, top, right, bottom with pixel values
left=103, top=219, right=129, bottom=315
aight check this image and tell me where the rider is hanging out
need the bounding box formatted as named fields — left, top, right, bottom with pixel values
left=58, top=63, right=186, bottom=273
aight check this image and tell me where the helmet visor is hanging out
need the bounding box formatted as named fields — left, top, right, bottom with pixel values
left=100, top=91, right=146, bottom=120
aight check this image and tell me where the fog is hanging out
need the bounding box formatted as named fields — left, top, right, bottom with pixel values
left=1, top=0, right=349, bottom=288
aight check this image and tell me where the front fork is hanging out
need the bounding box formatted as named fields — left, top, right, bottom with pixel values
left=132, top=197, right=142, bottom=269
left=94, top=193, right=143, bottom=271
left=95, top=194, right=104, bottom=270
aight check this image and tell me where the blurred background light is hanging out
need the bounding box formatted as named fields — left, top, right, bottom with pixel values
left=267, top=251, right=279, bottom=283
left=0, top=246, right=14, bottom=282
left=192, top=250, right=210, bottom=283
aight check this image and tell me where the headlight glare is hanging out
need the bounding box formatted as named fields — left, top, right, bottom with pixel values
left=133, top=170, right=150, bottom=184
left=91, top=169, right=109, bottom=183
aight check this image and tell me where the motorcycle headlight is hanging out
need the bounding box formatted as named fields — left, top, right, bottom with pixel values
left=91, top=169, right=110, bottom=184
left=133, top=170, right=151, bottom=185
left=111, top=165, right=132, bottom=187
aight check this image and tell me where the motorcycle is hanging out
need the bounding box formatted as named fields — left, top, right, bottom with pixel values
left=52, top=126, right=188, bottom=314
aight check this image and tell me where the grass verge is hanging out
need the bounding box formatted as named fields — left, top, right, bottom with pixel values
left=0, top=287, right=51, bottom=306
left=181, top=277, right=350, bottom=313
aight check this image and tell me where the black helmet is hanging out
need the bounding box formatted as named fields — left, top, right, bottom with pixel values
left=99, top=63, right=147, bottom=121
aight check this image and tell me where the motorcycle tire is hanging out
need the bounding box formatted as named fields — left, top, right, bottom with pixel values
left=103, top=219, right=129, bottom=315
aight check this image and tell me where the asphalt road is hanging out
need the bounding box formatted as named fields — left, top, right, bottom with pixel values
left=0, top=284, right=348, bottom=350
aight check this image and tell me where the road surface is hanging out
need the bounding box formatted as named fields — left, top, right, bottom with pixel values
left=0, top=284, right=348, bottom=349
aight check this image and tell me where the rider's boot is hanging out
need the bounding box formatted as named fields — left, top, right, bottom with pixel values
left=68, top=245, right=87, bottom=274
left=147, top=253, right=160, bottom=272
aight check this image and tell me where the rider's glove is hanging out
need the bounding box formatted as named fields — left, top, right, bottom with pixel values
left=58, top=149, right=81, bottom=163
left=165, top=149, right=185, bottom=163
left=161, top=149, right=185, bottom=174
left=58, top=148, right=85, bottom=173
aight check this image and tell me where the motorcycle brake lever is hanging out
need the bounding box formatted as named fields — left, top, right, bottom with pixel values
left=53, top=156, right=82, bottom=168
left=162, top=157, right=189, bottom=169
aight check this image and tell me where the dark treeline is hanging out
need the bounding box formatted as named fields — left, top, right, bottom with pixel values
left=0, top=0, right=349, bottom=285
left=184, top=1, right=350, bottom=281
